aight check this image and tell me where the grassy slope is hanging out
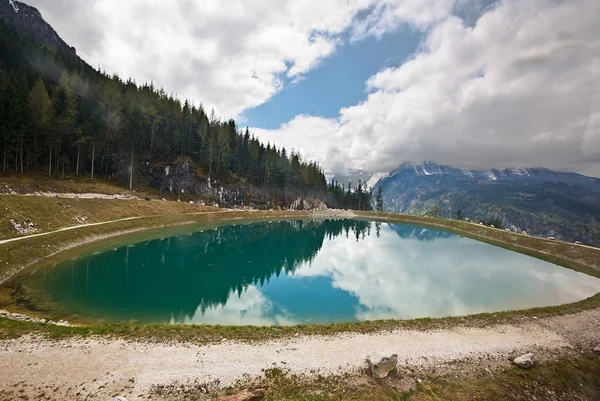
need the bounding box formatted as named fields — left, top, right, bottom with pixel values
left=0, top=174, right=223, bottom=241
left=247, top=353, right=600, bottom=401
left=0, top=193, right=219, bottom=240
left=0, top=173, right=140, bottom=195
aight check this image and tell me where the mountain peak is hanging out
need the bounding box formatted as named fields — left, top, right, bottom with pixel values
left=0, top=0, right=75, bottom=56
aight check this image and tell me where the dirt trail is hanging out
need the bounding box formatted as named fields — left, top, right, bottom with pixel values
left=0, top=216, right=146, bottom=245
left=1, top=309, right=598, bottom=400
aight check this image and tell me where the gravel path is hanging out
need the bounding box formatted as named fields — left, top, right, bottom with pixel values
left=1, top=310, right=598, bottom=400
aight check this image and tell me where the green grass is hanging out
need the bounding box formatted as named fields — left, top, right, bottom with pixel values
left=0, top=193, right=220, bottom=241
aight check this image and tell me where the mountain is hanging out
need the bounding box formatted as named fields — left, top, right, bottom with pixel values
left=332, top=169, right=374, bottom=189
left=378, top=162, right=600, bottom=246
left=0, top=0, right=76, bottom=56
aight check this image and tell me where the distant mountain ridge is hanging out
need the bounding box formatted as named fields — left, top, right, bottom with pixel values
left=389, top=161, right=600, bottom=188
left=378, top=162, right=600, bottom=246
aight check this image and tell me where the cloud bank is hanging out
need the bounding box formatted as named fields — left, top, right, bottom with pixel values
left=253, top=0, right=600, bottom=176
left=27, top=0, right=449, bottom=118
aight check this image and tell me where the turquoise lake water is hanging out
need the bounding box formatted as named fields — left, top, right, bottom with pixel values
left=10, top=219, right=600, bottom=325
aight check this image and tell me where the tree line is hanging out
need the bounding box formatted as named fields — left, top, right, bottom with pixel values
left=0, top=21, right=328, bottom=201
left=324, top=179, right=378, bottom=211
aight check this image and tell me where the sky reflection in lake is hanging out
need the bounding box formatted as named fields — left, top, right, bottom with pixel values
left=11, top=220, right=600, bottom=325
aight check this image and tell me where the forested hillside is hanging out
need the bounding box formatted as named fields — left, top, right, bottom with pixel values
left=0, top=2, right=359, bottom=208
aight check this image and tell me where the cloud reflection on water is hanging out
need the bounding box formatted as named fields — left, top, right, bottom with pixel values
left=291, top=224, right=600, bottom=320
left=193, top=222, right=600, bottom=324
left=174, top=285, right=296, bottom=326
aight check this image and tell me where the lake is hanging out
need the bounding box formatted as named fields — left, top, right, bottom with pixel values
left=7, top=219, right=600, bottom=325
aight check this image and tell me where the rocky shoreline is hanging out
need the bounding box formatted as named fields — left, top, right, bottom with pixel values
left=0, top=309, right=70, bottom=327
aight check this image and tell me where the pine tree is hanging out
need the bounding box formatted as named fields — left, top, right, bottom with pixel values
left=28, top=78, right=52, bottom=171
left=376, top=186, right=383, bottom=212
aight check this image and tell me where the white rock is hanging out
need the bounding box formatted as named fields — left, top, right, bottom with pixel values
left=593, top=345, right=600, bottom=356
left=367, top=354, right=398, bottom=378
left=110, top=397, right=129, bottom=401
left=513, top=353, right=535, bottom=368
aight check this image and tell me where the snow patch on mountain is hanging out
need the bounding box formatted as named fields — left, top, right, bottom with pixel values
left=367, top=173, right=387, bottom=188
left=8, top=0, right=18, bottom=12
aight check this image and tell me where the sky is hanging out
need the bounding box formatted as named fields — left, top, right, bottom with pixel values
left=25, top=0, right=600, bottom=177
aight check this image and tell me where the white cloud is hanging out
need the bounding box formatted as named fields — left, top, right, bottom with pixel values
left=174, top=285, right=297, bottom=326
left=253, top=0, right=600, bottom=176
left=291, top=223, right=600, bottom=320
left=26, top=0, right=455, bottom=118
left=351, top=0, right=456, bottom=39
left=252, top=115, right=345, bottom=171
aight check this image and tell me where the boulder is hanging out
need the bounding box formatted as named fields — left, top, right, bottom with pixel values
left=367, top=354, right=398, bottom=378
left=218, top=389, right=265, bottom=401
left=593, top=345, right=600, bottom=356
left=144, top=196, right=152, bottom=201
left=513, top=353, right=535, bottom=369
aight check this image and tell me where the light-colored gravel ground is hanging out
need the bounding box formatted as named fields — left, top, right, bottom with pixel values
left=1, top=309, right=598, bottom=400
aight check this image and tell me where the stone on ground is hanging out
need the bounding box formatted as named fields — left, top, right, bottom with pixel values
left=594, top=345, right=600, bottom=356
left=367, top=354, right=398, bottom=378
left=218, top=389, right=265, bottom=401
left=513, top=353, right=535, bottom=368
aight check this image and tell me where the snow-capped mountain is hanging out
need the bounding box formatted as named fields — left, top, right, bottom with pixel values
left=378, top=162, right=600, bottom=246
left=332, top=169, right=374, bottom=189
left=366, top=172, right=387, bottom=189
left=388, top=161, right=600, bottom=187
